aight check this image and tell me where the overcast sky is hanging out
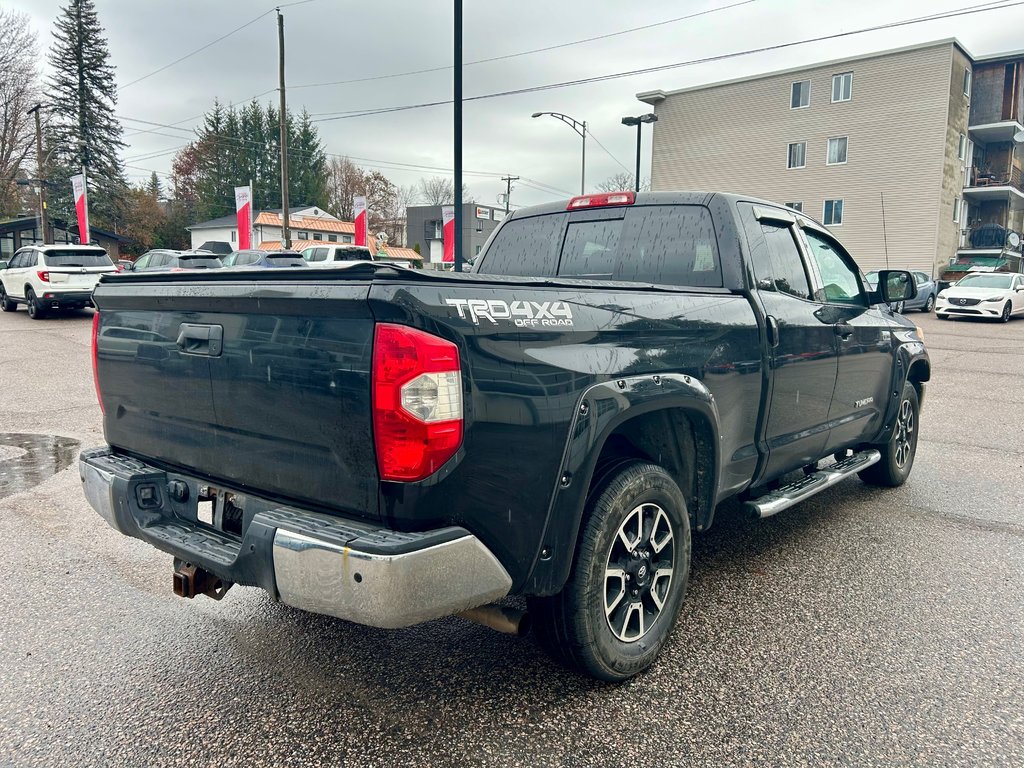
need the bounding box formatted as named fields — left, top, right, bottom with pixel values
left=11, top=0, right=1024, bottom=211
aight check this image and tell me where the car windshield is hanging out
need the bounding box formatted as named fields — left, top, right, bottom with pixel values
left=43, top=249, right=112, bottom=267
left=956, top=274, right=1012, bottom=289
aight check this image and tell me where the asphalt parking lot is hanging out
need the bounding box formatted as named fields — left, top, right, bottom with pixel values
left=1, top=307, right=1022, bottom=767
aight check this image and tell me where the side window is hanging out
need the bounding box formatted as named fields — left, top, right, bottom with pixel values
left=476, top=214, right=565, bottom=276
left=153, top=253, right=174, bottom=268
left=915, top=272, right=929, bottom=285
left=803, top=229, right=864, bottom=305
left=752, top=222, right=813, bottom=299
left=134, top=254, right=151, bottom=270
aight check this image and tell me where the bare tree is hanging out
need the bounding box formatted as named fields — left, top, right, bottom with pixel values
left=0, top=9, right=40, bottom=217
left=417, top=176, right=472, bottom=205
left=596, top=171, right=650, bottom=193
left=326, top=156, right=363, bottom=220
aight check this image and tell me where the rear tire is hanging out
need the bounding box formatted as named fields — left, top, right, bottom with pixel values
left=859, top=381, right=919, bottom=488
left=529, top=461, right=691, bottom=682
left=0, top=284, right=14, bottom=312
left=922, top=295, right=935, bottom=313
left=25, top=288, right=45, bottom=320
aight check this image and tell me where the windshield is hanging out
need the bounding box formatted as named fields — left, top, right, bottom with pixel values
left=956, top=274, right=1012, bottom=289
left=43, top=249, right=112, bottom=267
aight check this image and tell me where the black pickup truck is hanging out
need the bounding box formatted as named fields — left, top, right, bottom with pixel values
left=81, top=191, right=928, bottom=681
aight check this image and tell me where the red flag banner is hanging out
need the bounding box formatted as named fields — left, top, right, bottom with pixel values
left=71, top=173, right=90, bottom=244
left=354, top=195, right=368, bottom=246
left=234, top=186, right=252, bottom=250
left=442, top=205, right=455, bottom=264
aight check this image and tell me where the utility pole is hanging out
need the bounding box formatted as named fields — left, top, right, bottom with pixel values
left=27, top=104, right=48, bottom=244
left=277, top=9, right=291, bottom=249
left=453, top=0, right=463, bottom=272
left=501, top=175, right=518, bottom=214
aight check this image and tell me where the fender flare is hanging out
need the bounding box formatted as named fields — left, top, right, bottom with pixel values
left=522, top=372, right=721, bottom=596
left=873, top=340, right=929, bottom=443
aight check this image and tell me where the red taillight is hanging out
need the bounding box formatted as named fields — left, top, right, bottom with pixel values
left=372, top=323, right=463, bottom=482
left=91, top=312, right=104, bottom=414
left=115, top=264, right=124, bottom=272
left=566, top=191, right=635, bottom=210
left=37, top=270, right=50, bottom=282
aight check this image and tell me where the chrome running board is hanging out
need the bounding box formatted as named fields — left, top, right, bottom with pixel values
left=745, top=449, right=882, bottom=519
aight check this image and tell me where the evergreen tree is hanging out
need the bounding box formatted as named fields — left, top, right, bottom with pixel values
left=46, top=0, right=126, bottom=231
left=290, top=109, right=328, bottom=208
left=146, top=171, right=162, bottom=201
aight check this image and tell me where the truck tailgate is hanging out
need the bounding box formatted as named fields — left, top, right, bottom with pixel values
left=93, top=277, right=379, bottom=520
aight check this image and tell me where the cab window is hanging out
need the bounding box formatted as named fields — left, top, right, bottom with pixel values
left=803, top=229, right=864, bottom=305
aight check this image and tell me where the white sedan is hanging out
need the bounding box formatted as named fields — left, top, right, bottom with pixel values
left=936, top=272, right=1024, bottom=322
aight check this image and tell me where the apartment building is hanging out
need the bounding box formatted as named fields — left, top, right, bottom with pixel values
left=638, top=39, right=988, bottom=276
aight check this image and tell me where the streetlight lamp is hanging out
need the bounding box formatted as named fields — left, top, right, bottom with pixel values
left=532, top=111, right=587, bottom=194
left=620, top=113, right=658, bottom=193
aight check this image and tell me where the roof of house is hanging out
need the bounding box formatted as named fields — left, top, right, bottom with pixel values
left=254, top=211, right=355, bottom=234
left=187, top=207, right=347, bottom=232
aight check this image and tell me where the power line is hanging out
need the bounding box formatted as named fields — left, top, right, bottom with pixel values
left=586, top=128, right=633, bottom=175
left=291, top=0, right=759, bottom=92
left=310, top=0, right=1024, bottom=123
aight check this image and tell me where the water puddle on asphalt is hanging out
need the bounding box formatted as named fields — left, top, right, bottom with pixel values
left=0, top=434, right=81, bottom=500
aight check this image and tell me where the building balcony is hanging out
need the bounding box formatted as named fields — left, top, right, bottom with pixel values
left=963, top=165, right=1024, bottom=201
left=967, top=120, right=1024, bottom=145
left=957, top=223, right=1023, bottom=254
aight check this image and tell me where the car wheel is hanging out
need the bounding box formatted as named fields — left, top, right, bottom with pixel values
left=859, top=381, right=920, bottom=488
left=1000, top=302, right=1012, bottom=323
left=25, top=288, right=45, bottom=320
left=922, top=295, right=935, bottom=313
left=529, top=461, right=691, bottom=682
left=0, top=284, right=15, bottom=312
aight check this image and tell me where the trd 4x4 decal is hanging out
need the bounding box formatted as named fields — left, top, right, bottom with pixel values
left=445, top=298, right=573, bottom=327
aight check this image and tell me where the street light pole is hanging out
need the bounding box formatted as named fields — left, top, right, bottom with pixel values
left=532, top=112, right=587, bottom=194
left=27, top=104, right=48, bottom=244
left=620, top=113, right=658, bottom=193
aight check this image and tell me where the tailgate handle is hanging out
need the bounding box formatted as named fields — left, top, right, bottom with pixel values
left=176, top=323, right=223, bottom=356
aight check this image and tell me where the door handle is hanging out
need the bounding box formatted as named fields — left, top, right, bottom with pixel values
left=834, top=322, right=854, bottom=340
left=765, top=315, right=780, bottom=348
left=176, top=323, right=223, bottom=356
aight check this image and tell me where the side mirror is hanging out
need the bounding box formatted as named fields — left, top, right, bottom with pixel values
left=0, top=260, right=8, bottom=270
left=877, top=269, right=917, bottom=303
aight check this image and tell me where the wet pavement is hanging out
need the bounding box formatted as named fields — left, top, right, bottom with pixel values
left=1, top=308, right=1022, bottom=767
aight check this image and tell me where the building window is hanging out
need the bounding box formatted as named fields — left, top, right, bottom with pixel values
left=963, top=68, right=972, bottom=97
left=827, top=137, right=848, bottom=165
left=313, top=233, right=322, bottom=241
left=953, top=197, right=961, bottom=223
left=823, top=199, right=844, bottom=226
left=298, top=231, right=307, bottom=239
left=475, top=245, right=482, bottom=255
left=958, top=133, right=967, bottom=161
left=787, top=142, right=806, bottom=169
left=831, top=72, right=853, bottom=103
left=791, top=80, right=810, bottom=109
left=231, top=230, right=236, bottom=242
left=328, top=234, right=337, bottom=242
left=784, top=202, right=803, bottom=212
left=342, top=235, right=353, bottom=244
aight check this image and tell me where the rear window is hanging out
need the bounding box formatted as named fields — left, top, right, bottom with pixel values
left=177, top=257, right=222, bottom=269
left=479, top=205, right=722, bottom=287
left=266, top=256, right=306, bottom=267
left=43, top=249, right=112, bottom=267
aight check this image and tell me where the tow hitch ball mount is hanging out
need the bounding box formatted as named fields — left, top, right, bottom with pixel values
left=173, top=559, right=232, bottom=601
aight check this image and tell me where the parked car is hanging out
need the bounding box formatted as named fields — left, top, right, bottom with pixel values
left=0, top=244, right=117, bottom=319
left=82, top=191, right=928, bottom=681
left=301, top=244, right=374, bottom=267
left=221, top=250, right=307, bottom=269
left=864, top=270, right=936, bottom=312
left=195, top=241, right=233, bottom=256
left=127, top=249, right=223, bottom=272
left=935, top=272, right=1024, bottom=322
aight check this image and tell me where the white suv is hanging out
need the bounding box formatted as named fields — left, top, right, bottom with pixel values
left=0, top=244, right=118, bottom=319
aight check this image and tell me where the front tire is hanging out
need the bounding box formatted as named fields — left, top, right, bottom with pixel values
left=1000, top=302, right=1012, bottom=323
left=25, top=288, right=45, bottom=320
left=529, top=461, right=691, bottom=682
left=0, top=284, right=15, bottom=312
left=860, top=381, right=920, bottom=488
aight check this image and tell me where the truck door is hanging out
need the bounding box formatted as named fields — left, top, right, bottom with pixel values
left=799, top=227, right=894, bottom=451
left=743, top=205, right=839, bottom=480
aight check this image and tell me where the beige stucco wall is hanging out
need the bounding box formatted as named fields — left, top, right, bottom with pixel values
left=646, top=42, right=960, bottom=273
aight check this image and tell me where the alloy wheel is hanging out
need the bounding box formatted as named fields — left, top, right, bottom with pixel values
left=604, top=502, right=675, bottom=643
left=1002, top=303, right=1011, bottom=323
left=893, top=398, right=915, bottom=469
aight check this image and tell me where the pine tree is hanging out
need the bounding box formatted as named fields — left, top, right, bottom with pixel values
left=46, top=0, right=126, bottom=232
left=146, top=171, right=162, bottom=201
